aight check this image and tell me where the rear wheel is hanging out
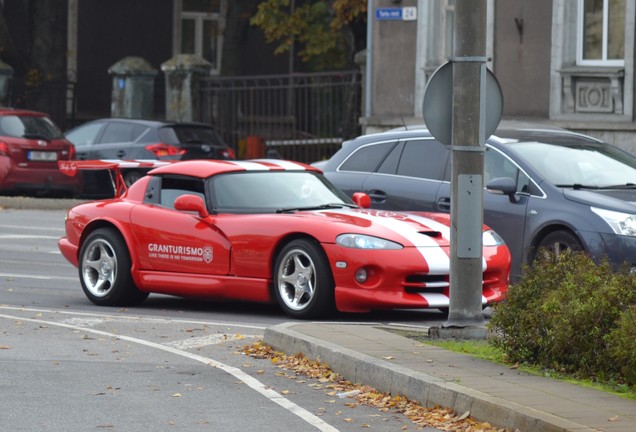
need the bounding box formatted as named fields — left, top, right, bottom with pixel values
left=273, top=239, right=335, bottom=319
left=79, top=228, right=148, bottom=306
left=533, top=230, right=583, bottom=261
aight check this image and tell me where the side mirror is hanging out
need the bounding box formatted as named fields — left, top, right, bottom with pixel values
left=352, top=192, right=371, bottom=208
left=174, top=194, right=209, bottom=218
left=486, top=177, right=518, bottom=203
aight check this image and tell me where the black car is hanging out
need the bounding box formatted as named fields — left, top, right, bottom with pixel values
left=319, top=123, right=636, bottom=281
left=65, top=118, right=235, bottom=186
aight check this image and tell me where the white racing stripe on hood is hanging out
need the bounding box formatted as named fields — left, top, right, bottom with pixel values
left=407, top=213, right=488, bottom=271
left=328, top=209, right=450, bottom=274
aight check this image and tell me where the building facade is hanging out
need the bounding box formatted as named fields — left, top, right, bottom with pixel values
left=364, top=0, right=636, bottom=154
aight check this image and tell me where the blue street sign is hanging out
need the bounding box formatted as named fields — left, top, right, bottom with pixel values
left=376, top=8, right=402, bottom=20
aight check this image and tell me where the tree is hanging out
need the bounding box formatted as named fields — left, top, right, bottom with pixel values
left=0, top=0, right=67, bottom=125
left=250, top=0, right=367, bottom=71
left=221, top=0, right=262, bottom=75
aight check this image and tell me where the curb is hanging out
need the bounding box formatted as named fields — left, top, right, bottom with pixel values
left=263, top=323, right=594, bottom=432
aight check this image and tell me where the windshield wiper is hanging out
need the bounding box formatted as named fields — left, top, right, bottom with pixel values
left=596, top=183, right=636, bottom=190
left=555, top=183, right=636, bottom=190
left=554, top=184, right=600, bottom=189
left=22, top=133, right=50, bottom=141
left=276, top=203, right=356, bottom=213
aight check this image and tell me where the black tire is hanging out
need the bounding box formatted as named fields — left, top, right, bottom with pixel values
left=273, top=239, right=335, bottom=319
left=78, top=228, right=148, bottom=306
left=533, top=230, right=583, bottom=262
left=123, top=170, right=143, bottom=187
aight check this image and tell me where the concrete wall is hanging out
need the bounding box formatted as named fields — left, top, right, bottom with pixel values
left=493, top=0, right=552, bottom=118
left=371, top=0, right=418, bottom=118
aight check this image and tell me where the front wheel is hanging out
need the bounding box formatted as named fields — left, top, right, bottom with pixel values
left=79, top=228, right=148, bottom=306
left=533, top=230, right=583, bottom=262
left=273, top=239, right=335, bottom=319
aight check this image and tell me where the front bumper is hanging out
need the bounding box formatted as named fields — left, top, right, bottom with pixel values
left=323, top=243, right=510, bottom=313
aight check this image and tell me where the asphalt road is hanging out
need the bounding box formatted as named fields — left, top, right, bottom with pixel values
left=0, top=207, right=449, bottom=431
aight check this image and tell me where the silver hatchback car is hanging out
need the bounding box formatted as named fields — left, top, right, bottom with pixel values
left=320, top=124, right=636, bottom=281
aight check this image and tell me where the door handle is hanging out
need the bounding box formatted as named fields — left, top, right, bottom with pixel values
left=437, top=196, right=451, bottom=212
left=368, top=190, right=387, bottom=203
left=116, top=151, right=126, bottom=158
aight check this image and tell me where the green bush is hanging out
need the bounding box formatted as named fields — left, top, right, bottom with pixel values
left=488, top=250, right=636, bottom=385
left=607, top=306, right=636, bottom=386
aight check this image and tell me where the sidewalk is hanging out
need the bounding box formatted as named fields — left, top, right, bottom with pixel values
left=264, top=322, right=636, bottom=432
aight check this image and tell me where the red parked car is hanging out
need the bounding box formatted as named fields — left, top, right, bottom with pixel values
left=0, top=108, right=80, bottom=197
left=57, top=158, right=511, bottom=318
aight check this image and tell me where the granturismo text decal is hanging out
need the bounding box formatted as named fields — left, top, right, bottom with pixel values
left=147, top=243, right=213, bottom=264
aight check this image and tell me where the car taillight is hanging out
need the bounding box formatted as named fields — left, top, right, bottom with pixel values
left=223, top=148, right=236, bottom=159
left=0, top=141, right=8, bottom=156
left=145, top=143, right=186, bottom=157
left=68, top=144, right=76, bottom=160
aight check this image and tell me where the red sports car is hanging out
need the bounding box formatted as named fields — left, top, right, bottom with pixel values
left=57, top=159, right=510, bottom=318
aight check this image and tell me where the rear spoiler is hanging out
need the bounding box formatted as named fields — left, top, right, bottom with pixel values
left=58, top=160, right=171, bottom=197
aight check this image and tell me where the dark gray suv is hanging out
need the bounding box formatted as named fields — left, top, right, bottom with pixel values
left=320, top=123, right=636, bottom=281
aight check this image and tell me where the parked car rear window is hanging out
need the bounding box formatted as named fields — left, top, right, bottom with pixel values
left=101, top=123, right=147, bottom=143
left=0, top=115, right=63, bottom=140
left=159, top=126, right=224, bottom=146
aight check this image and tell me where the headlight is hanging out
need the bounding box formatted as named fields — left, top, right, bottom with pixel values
left=336, top=234, right=403, bottom=249
left=482, top=229, right=505, bottom=246
left=591, top=207, right=636, bottom=236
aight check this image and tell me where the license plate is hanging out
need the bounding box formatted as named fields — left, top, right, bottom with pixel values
left=28, top=151, right=58, bottom=161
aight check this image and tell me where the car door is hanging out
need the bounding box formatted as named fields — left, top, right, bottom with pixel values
left=129, top=175, right=231, bottom=275
left=362, top=138, right=451, bottom=212
left=481, top=146, right=534, bottom=280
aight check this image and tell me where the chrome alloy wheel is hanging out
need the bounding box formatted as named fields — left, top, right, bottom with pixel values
left=81, top=238, right=118, bottom=298
left=276, top=248, right=317, bottom=312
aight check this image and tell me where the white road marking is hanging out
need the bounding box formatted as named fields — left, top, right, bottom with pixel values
left=0, top=311, right=339, bottom=432
left=0, top=305, right=268, bottom=330
left=0, top=273, right=76, bottom=281
left=0, top=234, right=60, bottom=239
left=0, top=224, right=64, bottom=232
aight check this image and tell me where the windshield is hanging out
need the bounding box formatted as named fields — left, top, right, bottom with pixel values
left=511, top=141, right=636, bottom=187
left=0, top=115, right=63, bottom=140
left=211, top=171, right=354, bottom=212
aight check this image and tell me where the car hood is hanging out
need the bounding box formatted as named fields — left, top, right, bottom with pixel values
left=311, top=208, right=451, bottom=248
left=563, top=188, right=636, bottom=213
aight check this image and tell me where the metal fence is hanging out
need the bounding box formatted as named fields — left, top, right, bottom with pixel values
left=199, top=70, right=362, bottom=164
left=8, top=78, right=77, bottom=130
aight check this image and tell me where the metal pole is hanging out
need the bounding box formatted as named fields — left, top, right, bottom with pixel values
left=444, top=0, right=488, bottom=328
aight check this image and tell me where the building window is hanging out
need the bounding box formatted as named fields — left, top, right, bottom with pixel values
left=179, top=0, right=225, bottom=74
left=577, top=0, right=625, bottom=66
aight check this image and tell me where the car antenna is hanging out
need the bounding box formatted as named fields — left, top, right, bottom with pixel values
left=401, top=116, right=408, bottom=130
